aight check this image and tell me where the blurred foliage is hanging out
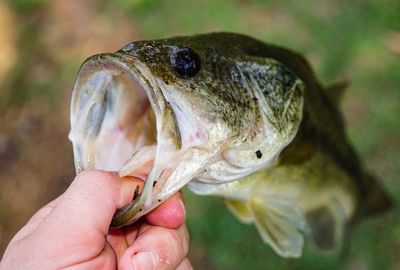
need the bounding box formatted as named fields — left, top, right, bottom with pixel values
left=8, top=0, right=46, bottom=12
left=0, top=0, right=399, bottom=269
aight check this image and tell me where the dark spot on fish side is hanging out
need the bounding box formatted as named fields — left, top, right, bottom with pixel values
left=256, top=150, right=263, bottom=159
left=139, top=208, right=143, bottom=212
left=153, top=181, right=157, bottom=187
left=158, top=199, right=162, bottom=202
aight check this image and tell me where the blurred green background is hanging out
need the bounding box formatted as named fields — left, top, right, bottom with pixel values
left=0, top=0, right=399, bottom=269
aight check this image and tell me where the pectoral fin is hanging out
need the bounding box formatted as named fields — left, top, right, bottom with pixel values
left=225, top=199, right=253, bottom=224
left=250, top=192, right=307, bottom=258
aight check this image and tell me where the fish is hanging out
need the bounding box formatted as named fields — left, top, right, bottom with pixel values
left=68, top=32, right=391, bottom=258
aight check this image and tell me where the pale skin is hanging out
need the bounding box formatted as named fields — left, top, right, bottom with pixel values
left=0, top=170, right=192, bottom=270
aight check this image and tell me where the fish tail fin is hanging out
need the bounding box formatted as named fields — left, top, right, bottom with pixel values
left=359, top=173, right=391, bottom=218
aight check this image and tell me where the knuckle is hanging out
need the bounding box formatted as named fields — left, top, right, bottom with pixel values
left=74, top=170, right=119, bottom=196
left=160, top=228, right=188, bottom=263
left=175, top=225, right=190, bottom=256
left=176, top=258, right=193, bottom=270
left=180, top=224, right=190, bottom=245
left=76, top=170, right=114, bottom=185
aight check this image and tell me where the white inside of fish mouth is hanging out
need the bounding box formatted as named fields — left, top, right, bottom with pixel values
left=76, top=66, right=161, bottom=184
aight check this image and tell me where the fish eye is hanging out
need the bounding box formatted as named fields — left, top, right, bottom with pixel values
left=169, top=47, right=201, bottom=78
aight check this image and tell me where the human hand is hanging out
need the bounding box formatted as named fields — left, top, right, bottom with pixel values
left=0, top=170, right=191, bottom=270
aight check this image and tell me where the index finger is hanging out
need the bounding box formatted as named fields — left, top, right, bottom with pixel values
left=145, top=192, right=186, bottom=229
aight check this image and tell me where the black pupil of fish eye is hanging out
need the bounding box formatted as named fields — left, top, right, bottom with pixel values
left=170, top=48, right=201, bottom=78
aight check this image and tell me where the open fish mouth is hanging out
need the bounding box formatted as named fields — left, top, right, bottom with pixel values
left=69, top=53, right=217, bottom=228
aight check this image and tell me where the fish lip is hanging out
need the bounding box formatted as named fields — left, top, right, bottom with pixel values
left=69, top=52, right=183, bottom=225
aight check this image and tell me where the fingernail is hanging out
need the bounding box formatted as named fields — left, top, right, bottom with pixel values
left=119, top=177, right=144, bottom=207
left=131, top=251, right=157, bottom=270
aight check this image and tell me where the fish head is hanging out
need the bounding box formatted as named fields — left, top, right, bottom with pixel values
left=68, top=33, right=305, bottom=227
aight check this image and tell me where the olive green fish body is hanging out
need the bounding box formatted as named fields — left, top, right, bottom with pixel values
left=69, top=32, right=390, bottom=258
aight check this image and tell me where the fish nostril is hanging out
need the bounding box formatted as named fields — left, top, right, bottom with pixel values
left=121, top=42, right=134, bottom=53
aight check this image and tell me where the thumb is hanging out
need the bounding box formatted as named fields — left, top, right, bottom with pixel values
left=43, top=170, right=138, bottom=236
left=0, top=171, right=138, bottom=270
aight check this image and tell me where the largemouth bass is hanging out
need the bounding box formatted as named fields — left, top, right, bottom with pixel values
left=69, top=32, right=390, bottom=257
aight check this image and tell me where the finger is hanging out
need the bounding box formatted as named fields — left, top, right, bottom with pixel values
left=28, top=171, right=141, bottom=264
left=95, top=241, right=117, bottom=270
left=122, top=222, right=141, bottom=246
left=106, top=221, right=142, bottom=260
left=44, top=171, right=140, bottom=235
left=176, top=258, right=193, bottom=270
left=118, top=224, right=190, bottom=270
left=106, top=229, right=129, bottom=261
left=63, top=241, right=117, bottom=270
left=146, top=192, right=186, bottom=229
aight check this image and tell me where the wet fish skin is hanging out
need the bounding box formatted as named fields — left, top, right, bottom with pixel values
left=69, top=32, right=391, bottom=258
left=118, top=34, right=303, bottom=142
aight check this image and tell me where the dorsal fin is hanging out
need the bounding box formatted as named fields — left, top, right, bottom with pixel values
left=325, top=81, right=348, bottom=105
